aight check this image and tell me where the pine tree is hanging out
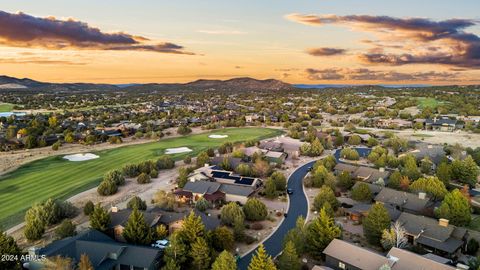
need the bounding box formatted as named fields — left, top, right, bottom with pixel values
left=163, top=231, right=188, bottom=269
left=283, top=216, right=307, bottom=254
left=122, top=208, right=153, bottom=244
left=363, top=204, right=391, bottom=245
left=0, top=230, right=23, bottom=270
left=212, top=250, right=237, bottom=270
left=306, top=207, right=341, bottom=259
left=78, top=254, right=93, bottom=270
left=277, top=241, right=301, bottom=270
left=180, top=211, right=205, bottom=245
left=248, top=244, right=277, bottom=270
left=351, top=182, right=373, bottom=202
left=189, top=237, right=211, bottom=270
left=436, top=189, right=471, bottom=226
left=436, top=162, right=452, bottom=185
left=313, top=185, right=339, bottom=211
left=89, top=204, right=110, bottom=232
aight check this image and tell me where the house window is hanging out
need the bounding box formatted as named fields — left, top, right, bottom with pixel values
left=339, top=262, right=346, bottom=269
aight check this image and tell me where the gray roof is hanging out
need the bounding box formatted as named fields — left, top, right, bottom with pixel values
left=149, top=208, right=221, bottom=231
left=410, top=143, right=446, bottom=165
left=352, top=166, right=390, bottom=182
left=387, top=247, right=456, bottom=270
left=397, top=212, right=466, bottom=253
left=183, top=181, right=221, bottom=194
left=323, top=239, right=456, bottom=270
left=109, top=209, right=160, bottom=228
left=375, top=188, right=433, bottom=214
left=210, top=156, right=244, bottom=169
left=219, top=184, right=255, bottom=197
left=323, top=239, right=388, bottom=270
left=334, top=163, right=358, bottom=173
left=425, top=117, right=457, bottom=126
left=352, top=182, right=383, bottom=195
left=39, top=230, right=161, bottom=270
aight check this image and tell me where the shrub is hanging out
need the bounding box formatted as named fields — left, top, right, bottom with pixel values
left=55, top=219, right=76, bottom=239
left=157, top=155, right=175, bottom=169
left=104, top=170, right=125, bottom=186
left=177, top=125, right=192, bottom=135
left=221, top=202, right=245, bottom=226
left=183, top=156, right=192, bottom=164
left=127, top=196, right=147, bottom=210
left=467, top=238, right=479, bottom=255
left=97, top=179, right=118, bottom=196
left=83, top=201, right=95, bottom=216
left=195, top=198, right=211, bottom=212
left=149, top=169, right=158, bottom=178
left=340, top=148, right=360, bottom=160
left=243, top=198, right=268, bottom=221
left=137, top=173, right=151, bottom=184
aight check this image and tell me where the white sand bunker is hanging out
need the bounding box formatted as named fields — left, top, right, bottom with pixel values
left=165, top=147, right=193, bottom=154
left=63, top=153, right=99, bottom=162
left=209, top=134, right=229, bottom=139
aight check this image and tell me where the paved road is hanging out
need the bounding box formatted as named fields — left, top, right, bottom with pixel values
left=237, top=160, right=315, bottom=270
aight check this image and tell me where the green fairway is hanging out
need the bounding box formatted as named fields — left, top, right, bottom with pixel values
left=0, top=103, right=15, bottom=112
left=0, top=127, right=282, bottom=229
left=416, top=97, right=444, bottom=109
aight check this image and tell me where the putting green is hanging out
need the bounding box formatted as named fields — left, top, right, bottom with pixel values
left=0, top=103, right=15, bottom=112
left=0, top=127, right=282, bottom=229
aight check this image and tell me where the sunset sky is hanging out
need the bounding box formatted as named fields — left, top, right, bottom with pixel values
left=1, top=0, right=480, bottom=84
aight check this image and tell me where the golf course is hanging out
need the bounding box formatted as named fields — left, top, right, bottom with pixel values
left=0, top=127, right=282, bottom=229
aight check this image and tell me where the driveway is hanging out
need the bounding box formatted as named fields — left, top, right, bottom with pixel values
left=237, top=160, right=315, bottom=269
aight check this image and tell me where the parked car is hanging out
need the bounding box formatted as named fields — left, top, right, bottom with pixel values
left=152, top=239, right=169, bottom=249
left=287, top=188, right=294, bottom=195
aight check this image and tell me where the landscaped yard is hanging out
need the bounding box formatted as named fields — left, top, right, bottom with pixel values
left=416, top=97, right=445, bottom=109
left=0, top=127, right=282, bottom=229
left=0, top=103, right=14, bottom=112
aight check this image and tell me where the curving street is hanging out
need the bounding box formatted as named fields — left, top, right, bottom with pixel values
left=237, top=160, right=316, bottom=270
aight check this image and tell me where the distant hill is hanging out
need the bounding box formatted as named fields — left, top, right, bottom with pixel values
left=0, top=75, right=293, bottom=91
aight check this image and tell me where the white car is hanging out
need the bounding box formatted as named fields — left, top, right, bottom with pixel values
left=151, top=239, right=169, bottom=249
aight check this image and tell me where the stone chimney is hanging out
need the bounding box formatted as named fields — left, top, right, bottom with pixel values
left=418, top=192, right=427, bottom=200
left=439, top=218, right=449, bottom=227
left=111, top=206, right=118, bottom=213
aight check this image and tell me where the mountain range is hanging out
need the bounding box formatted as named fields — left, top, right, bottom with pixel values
left=0, top=75, right=293, bottom=91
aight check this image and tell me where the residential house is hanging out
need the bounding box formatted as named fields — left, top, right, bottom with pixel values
left=396, top=212, right=467, bottom=257
left=26, top=229, right=162, bottom=270
left=174, top=166, right=261, bottom=204
left=259, top=140, right=284, bottom=152
left=322, top=239, right=457, bottom=270
left=148, top=208, right=220, bottom=233
left=374, top=188, right=434, bottom=216
left=244, top=146, right=287, bottom=164
left=334, top=163, right=390, bottom=183
left=108, top=207, right=161, bottom=242
left=425, top=117, right=463, bottom=132
left=376, top=119, right=412, bottom=129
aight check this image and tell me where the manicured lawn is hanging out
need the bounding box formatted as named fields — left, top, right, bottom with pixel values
left=0, top=127, right=282, bottom=229
left=416, top=97, right=444, bottom=109
left=0, top=103, right=14, bottom=112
